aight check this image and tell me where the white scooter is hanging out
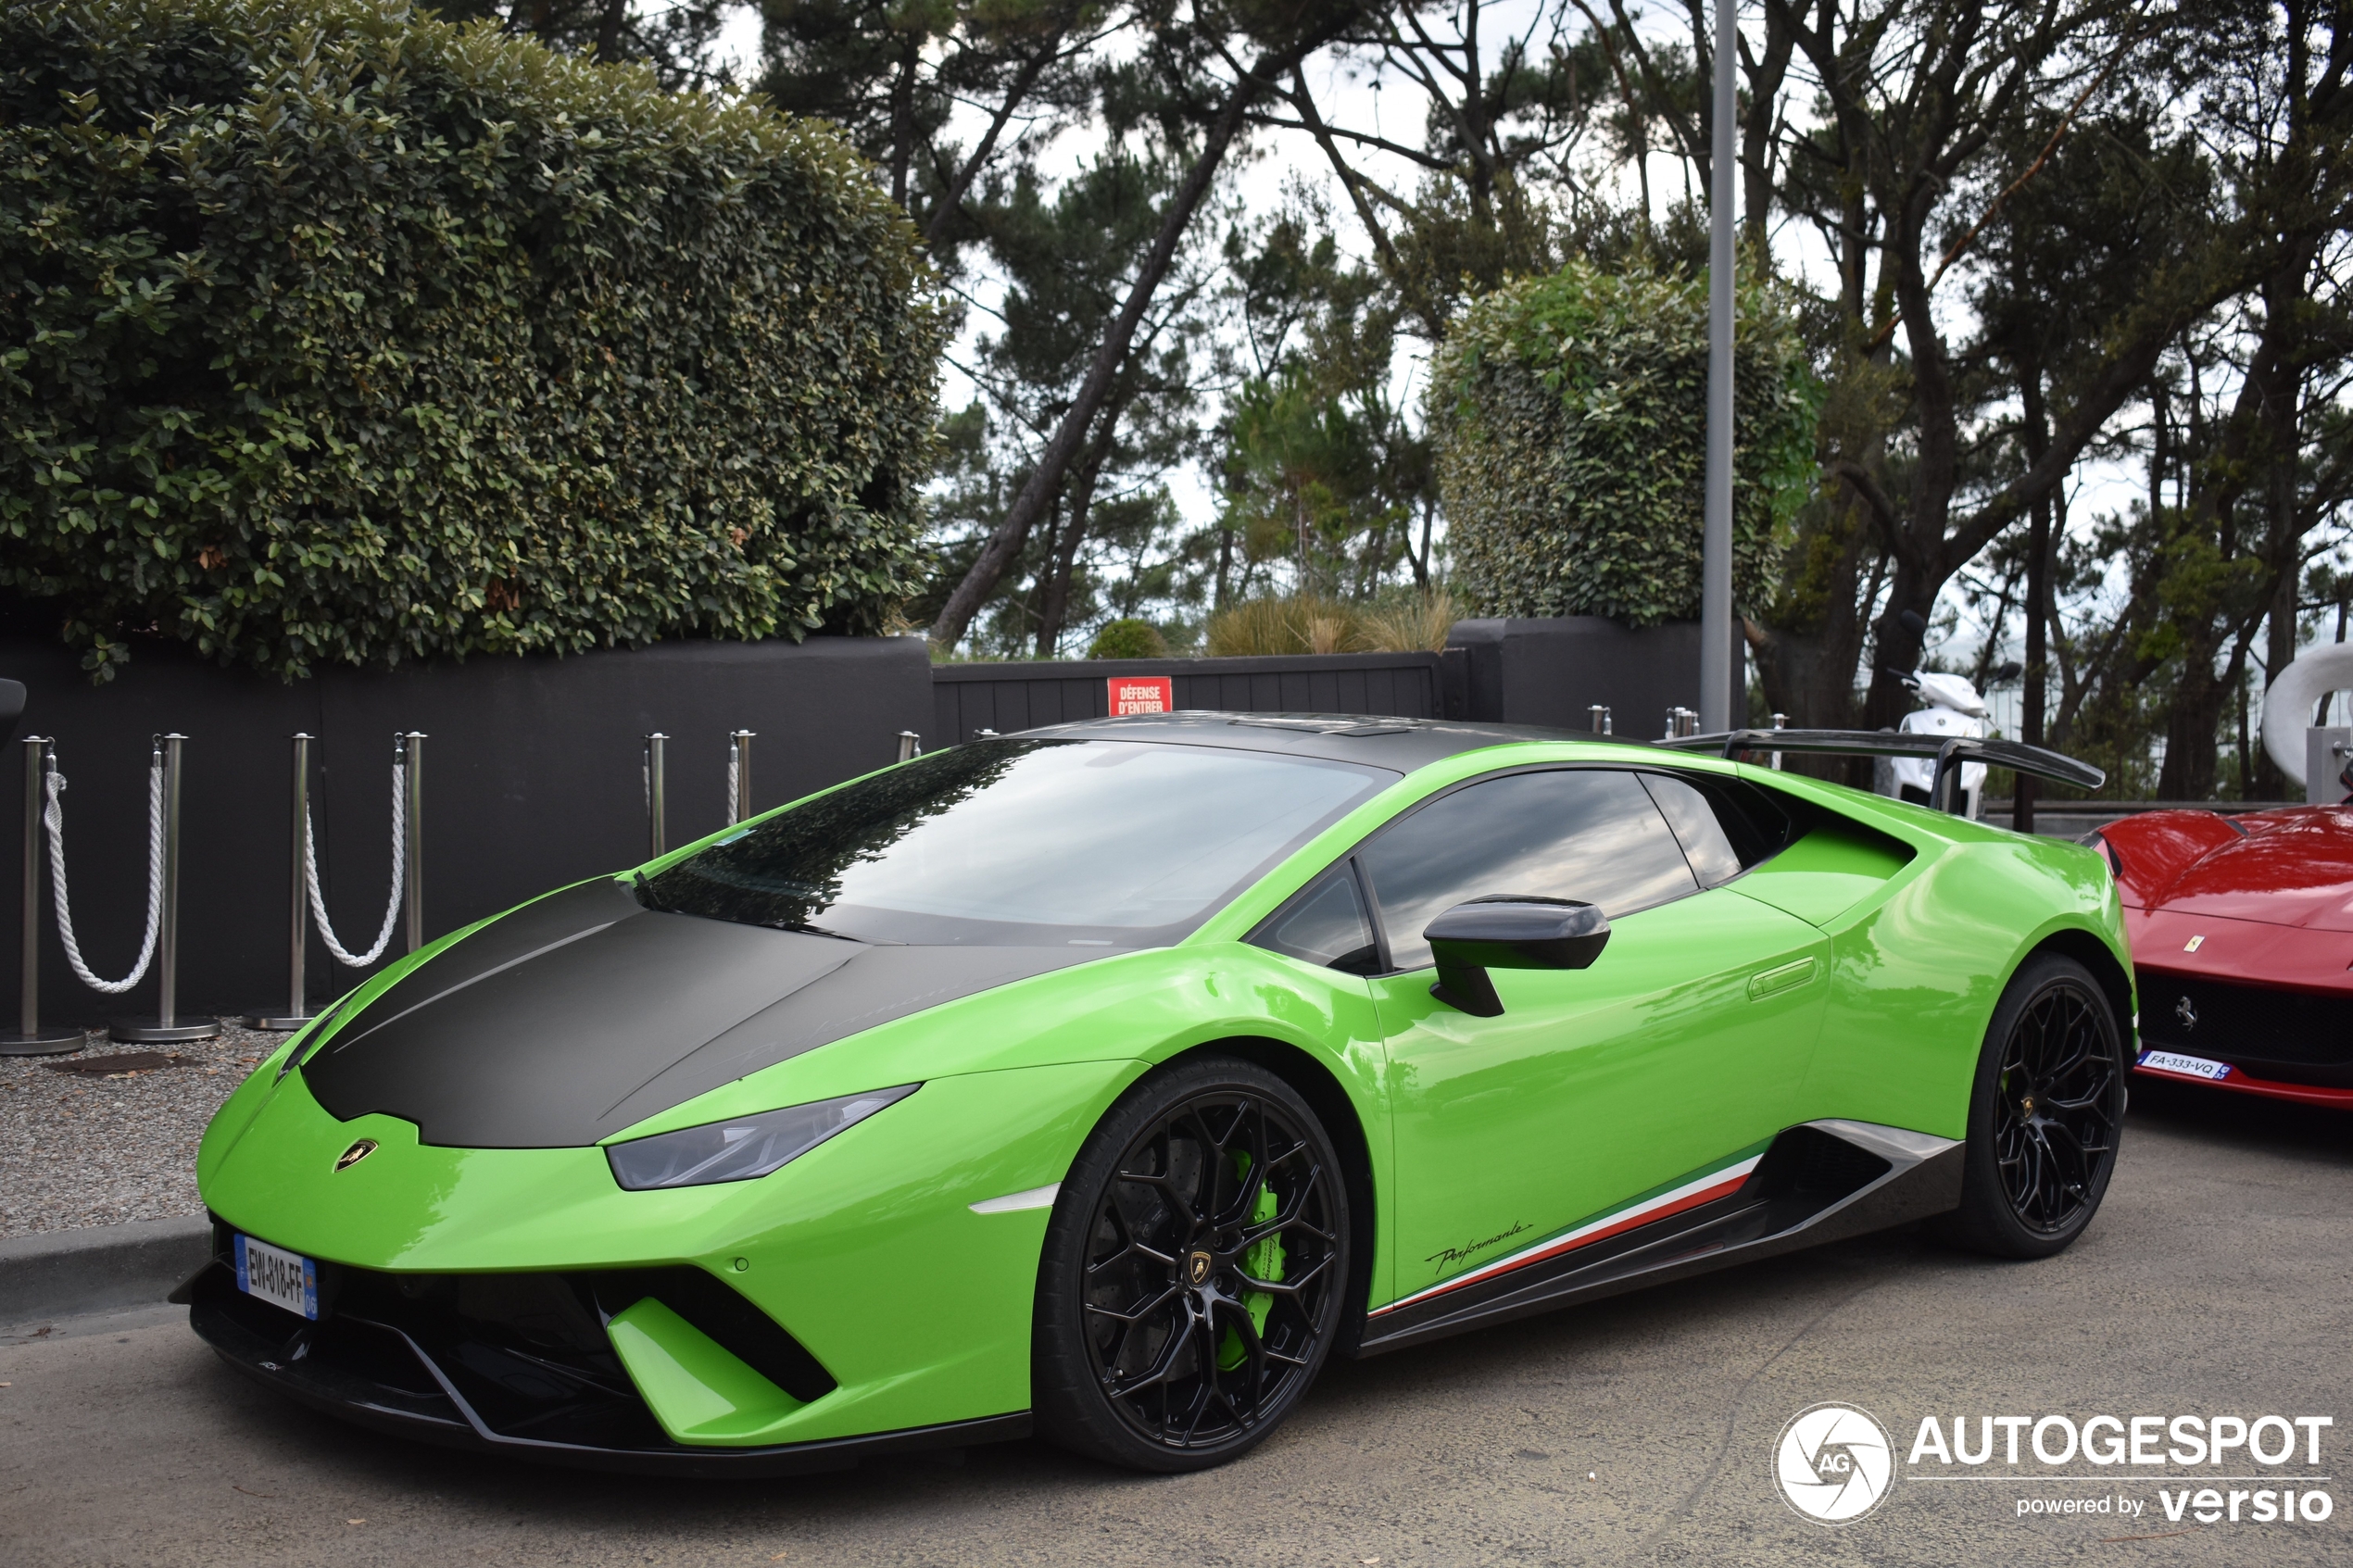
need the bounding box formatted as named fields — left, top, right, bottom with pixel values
left=1881, top=610, right=2020, bottom=820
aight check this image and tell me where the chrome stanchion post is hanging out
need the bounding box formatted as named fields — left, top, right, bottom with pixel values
left=896, top=731, right=921, bottom=763
left=159, top=735, right=183, bottom=1025
left=17, top=739, right=36, bottom=1036
left=113, top=733, right=218, bottom=1043
left=402, top=732, right=424, bottom=954
left=3, top=736, right=83, bottom=1054
left=1588, top=705, right=1610, bottom=735
left=244, top=734, right=314, bottom=1029
left=728, top=731, right=755, bottom=825
left=645, top=733, right=667, bottom=857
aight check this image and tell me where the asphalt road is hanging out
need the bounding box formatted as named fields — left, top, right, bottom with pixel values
left=4, top=1080, right=2347, bottom=1568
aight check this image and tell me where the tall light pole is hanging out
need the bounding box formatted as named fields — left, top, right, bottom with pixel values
left=1699, top=0, right=1738, bottom=733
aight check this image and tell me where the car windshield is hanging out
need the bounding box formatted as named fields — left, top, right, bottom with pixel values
left=639, top=738, right=1393, bottom=947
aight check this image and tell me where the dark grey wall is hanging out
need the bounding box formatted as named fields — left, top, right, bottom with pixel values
left=2, top=636, right=930, bottom=1018
left=1446, top=618, right=1745, bottom=738
left=931, top=651, right=1465, bottom=746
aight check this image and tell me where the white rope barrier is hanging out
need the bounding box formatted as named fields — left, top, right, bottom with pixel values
left=304, top=759, right=405, bottom=968
left=44, top=751, right=166, bottom=994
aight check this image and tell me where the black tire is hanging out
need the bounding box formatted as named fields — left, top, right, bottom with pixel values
left=1931, top=952, right=2126, bottom=1259
left=1032, top=1057, right=1351, bottom=1472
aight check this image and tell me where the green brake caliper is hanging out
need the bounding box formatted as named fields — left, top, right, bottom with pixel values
left=1218, top=1151, right=1285, bottom=1371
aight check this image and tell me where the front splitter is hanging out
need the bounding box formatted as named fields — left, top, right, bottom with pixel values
left=189, top=1278, right=1029, bottom=1478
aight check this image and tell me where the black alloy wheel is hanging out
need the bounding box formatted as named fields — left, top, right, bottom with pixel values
left=1992, top=978, right=2121, bottom=1233
left=1033, top=1058, right=1349, bottom=1471
left=1935, top=952, right=2126, bottom=1259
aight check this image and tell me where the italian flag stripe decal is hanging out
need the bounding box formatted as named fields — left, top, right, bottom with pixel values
left=1372, top=1152, right=1767, bottom=1317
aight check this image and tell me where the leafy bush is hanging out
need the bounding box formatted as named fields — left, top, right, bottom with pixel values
left=1, top=0, right=941, bottom=678
left=1086, top=617, right=1167, bottom=659
left=1428, top=260, right=1818, bottom=625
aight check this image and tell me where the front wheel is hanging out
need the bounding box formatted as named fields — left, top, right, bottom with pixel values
left=1032, top=1058, right=1350, bottom=1472
left=1932, top=952, right=2126, bottom=1259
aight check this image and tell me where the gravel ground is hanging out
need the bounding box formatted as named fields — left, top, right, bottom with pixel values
left=0, top=1019, right=280, bottom=1239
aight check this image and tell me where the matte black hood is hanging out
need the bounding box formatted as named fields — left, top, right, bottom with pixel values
left=300, top=878, right=1098, bottom=1148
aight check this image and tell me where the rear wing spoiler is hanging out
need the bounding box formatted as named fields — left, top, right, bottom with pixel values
left=1655, top=729, right=2105, bottom=814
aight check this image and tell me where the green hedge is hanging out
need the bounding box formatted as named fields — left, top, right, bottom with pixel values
left=1, top=0, right=941, bottom=678
left=1428, top=260, right=1818, bottom=625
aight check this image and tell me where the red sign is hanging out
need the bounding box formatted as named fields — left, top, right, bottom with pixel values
left=1107, top=675, right=1174, bottom=716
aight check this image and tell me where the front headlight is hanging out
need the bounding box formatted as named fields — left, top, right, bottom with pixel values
left=605, top=1085, right=920, bottom=1191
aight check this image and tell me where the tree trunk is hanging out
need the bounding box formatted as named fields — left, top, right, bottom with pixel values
left=1862, top=558, right=1940, bottom=735
left=2256, top=563, right=2299, bottom=798
left=888, top=41, right=920, bottom=209
left=2158, top=253, right=2316, bottom=800
left=2158, top=631, right=2233, bottom=800
left=925, top=43, right=1062, bottom=246
left=1750, top=509, right=1878, bottom=738
left=927, top=28, right=1351, bottom=653
left=2017, top=362, right=2051, bottom=831
left=2237, top=670, right=2254, bottom=799
left=1035, top=432, right=1112, bottom=656
left=1748, top=516, right=1881, bottom=792
left=1738, top=26, right=1793, bottom=258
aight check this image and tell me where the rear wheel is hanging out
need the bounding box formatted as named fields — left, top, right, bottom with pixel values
left=1933, top=952, right=2126, bottom=1259
left=1032, top=1058, right=1349, bottom=1472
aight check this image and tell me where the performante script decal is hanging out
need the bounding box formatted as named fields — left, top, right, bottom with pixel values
left=1427, top=1222, right=1531, bottom=1271
left=1374, top=1148, right=1769, bottom=1317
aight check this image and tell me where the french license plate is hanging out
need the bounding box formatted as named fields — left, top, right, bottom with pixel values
left=2137, top=1049, right=2233, bottom=1082
left=233, top=1234, right=319, bottom=1320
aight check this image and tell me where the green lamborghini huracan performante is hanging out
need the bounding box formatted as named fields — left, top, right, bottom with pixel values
left=186, top=715, right=2130, bottom=1474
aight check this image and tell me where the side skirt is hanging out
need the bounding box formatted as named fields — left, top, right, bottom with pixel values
left=1354, top=1120, right=1961, bottom=1358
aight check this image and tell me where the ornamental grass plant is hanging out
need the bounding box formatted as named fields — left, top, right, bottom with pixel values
left=1204, top=590, right=1455, bottom=657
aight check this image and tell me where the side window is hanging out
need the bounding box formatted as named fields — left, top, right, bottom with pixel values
left=1641, top=773, right=1744, bottom=887
left=1360, top=770, right=1699, bottom=971
left=1250, top=866, right=1380, bottom=974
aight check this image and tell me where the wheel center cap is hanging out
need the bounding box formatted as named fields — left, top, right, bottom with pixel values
left=1187, top=1248, right=1214, bottom=1286
left=2020, top=1095, right=2035, bottom=1117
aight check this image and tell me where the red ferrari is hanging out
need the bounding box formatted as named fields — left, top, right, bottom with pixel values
left=2092, top=805, right=2353, bottom=1109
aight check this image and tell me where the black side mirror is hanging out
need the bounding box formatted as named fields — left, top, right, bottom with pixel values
left=1424, top=896, right=1611, bottom=1017
left=1991, top=660, right=2023, bottom=683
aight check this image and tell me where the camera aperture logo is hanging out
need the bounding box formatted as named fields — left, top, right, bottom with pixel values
left=1775, top=1402, right=1897, bottom=1524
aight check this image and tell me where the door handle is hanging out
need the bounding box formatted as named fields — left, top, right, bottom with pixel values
left=1748, top=957, right=1818, bottom=1001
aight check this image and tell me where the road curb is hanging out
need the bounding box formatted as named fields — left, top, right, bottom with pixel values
left=0, top=1215, right=210, bottom=1323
